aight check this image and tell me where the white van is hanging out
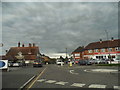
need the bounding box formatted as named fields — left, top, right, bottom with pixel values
left=56, top=59, right=64, bottom=65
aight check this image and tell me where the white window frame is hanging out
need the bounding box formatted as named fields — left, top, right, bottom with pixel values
left=88, top=50, right=92, bottom=53
left=108, top=48, right=113, bottom=52
left=94, top=49, right=98, bottom=52
left=101, top=49, right=105, bottom=52
left=115, top=47, right=120, bottom=51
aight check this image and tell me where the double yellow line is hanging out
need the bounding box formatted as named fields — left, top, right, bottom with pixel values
left=27, top=67, right=47, bottom=90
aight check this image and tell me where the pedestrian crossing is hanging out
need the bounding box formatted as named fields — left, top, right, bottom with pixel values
left=37, top=79, right=120, bottom=89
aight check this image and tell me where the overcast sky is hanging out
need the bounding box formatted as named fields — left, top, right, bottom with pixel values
left=2, top=2, right=118, bottom=57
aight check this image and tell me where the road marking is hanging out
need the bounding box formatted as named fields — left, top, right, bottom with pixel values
left=27, top=67, right=47, bottom=89
left=37, top=79, right=46, bottom=82
left=89, top=84, right=106, bottom=88
left=18, top=75, right=36, bottom=90
left=70, top=70, right=79, bottom=75
left=114, top=86, right=120, bottom=89
left=45, top=80, right=56, bottom=83
left=55, top=81, right=68, bottom=85
left=71, top=83, right=85, bottom=87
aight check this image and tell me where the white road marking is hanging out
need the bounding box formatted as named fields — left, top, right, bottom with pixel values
left=55, top=81, right=68, bottom=85
left=114, top=86, right=120, bottom=90
left=37, top=79, right=46, bottom=82
left=89, top=84, right=106, bottom=88
left=19, top=75, right=36, bottom=90
left=45, top=80, right=56, bottom=83
left=70, top=70, right=79, bottom=75
left=71, top=83, right=85, bottom=87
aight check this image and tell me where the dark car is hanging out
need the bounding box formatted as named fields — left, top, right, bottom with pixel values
left=33, top=61, right=42, bottom=67
left=78, top=60, right=92, bottom=65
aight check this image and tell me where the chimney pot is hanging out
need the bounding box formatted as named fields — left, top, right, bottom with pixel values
left=111, top=37, right=114, bottom=41
left=33, top=43, right=35, bottom=47
left=29, top=43, right=31, bottom=47
left=18, top=42, right=20, bottom=47
left=22, top=44, right=25, bottom=47
left=100, top=39, right=102, bottom=43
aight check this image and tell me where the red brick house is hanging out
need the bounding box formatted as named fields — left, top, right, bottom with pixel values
left=72, top=38, right=120, bottom=60
left=71, top=46, right=84, bottom=60
left=5, top=42, right=41, bottom=63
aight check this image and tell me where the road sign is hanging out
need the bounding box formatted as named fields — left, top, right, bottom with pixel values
left=0, top=60, right=8, bottom=69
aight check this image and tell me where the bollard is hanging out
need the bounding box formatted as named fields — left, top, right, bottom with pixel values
left=70, top=62, right=72, bottom=67
left=61, top=62, right=63, bottom=66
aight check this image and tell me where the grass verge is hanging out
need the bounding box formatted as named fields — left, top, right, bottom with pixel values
left=96, top=64, right=120, bottom=66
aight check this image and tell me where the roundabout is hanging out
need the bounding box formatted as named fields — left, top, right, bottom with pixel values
left=84, top=69, right=118, bottom=73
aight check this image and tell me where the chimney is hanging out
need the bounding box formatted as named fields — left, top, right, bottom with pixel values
left=6, top=50, right=8, bottom=53
left=29, top=43, right=31, bottom=47
left=33, top=43, right=35, bottom=47
left=111, top=37, right=114, bottom=41
left=18, top=42, right=20, bottom=47
left=22, top=44, right=25, bottom=47
left=100, top=39, right=102, bottom=43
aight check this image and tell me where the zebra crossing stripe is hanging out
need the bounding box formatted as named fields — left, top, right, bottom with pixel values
left=45, top=80, right=56, bottom=83
left=89, top=84, right=106, bottom=88
left=71, top=83, right=85, bottom=87
left=37, top=79, right=46, bottom=82
left=114, top=86, right=120, bottom=89
left=55, top=81, right=68, bottom=85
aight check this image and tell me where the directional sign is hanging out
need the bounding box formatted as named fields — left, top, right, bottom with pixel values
left=0, top=60, right=8, bottom=69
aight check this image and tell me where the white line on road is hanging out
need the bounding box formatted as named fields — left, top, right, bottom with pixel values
left=69, top=70, right=79, bottom=75
left=114, top=86, right=120, bottom=90
left=55, top=81, right=68, bottom=85
left=19, top=75, right=36, bottom=90
left=45, top=80, right=56, bottom=83
left=71, top=83, right=85, bottom=87
left=37, top=79, right=46, bottom=82
left=89, top=84, right=106, bottom=88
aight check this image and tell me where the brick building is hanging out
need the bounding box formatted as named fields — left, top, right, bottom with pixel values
left=72, top=38, right=120, bottom=60
left=71, top=46, right=84, bottom=60
left=5, top=42, right=41, bottom=63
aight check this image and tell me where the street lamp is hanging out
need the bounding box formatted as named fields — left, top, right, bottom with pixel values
left=105, top=30, right=111, bottom=64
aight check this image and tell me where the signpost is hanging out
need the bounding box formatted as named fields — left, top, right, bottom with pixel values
left=0, top=60, right=9, bottom=71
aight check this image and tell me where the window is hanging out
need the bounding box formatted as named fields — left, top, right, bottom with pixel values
left=88, top=50, right=92, bottom=53
left=108, top=48, right=113, bottom=52
left=101, top=49, right=105, bottom=52
left=75, top=54, right=80, bottom=57
left=115, top=47, right=120, bottom=51
left=94, top=49, right=98, bottom=52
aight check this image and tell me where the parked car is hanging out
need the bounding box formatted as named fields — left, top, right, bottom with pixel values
left=78, top=60, right=92, bottom=65
left=107, top=59, right=120, bottom=64
left=33, top=60, right=42, bottom=67
left=8, top=61, right=23, bottom=67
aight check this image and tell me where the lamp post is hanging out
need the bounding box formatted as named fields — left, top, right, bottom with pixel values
left=105, top=30, right=111, bottom=64
left=66, top=48, right=67, bottom=58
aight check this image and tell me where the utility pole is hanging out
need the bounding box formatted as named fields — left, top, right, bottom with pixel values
left=105, top=30, right=111, bottom=64
left=66, top=48, right=67, bottom=58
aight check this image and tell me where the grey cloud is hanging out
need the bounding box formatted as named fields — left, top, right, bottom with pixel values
left=2, top=2, right=118, bottom=56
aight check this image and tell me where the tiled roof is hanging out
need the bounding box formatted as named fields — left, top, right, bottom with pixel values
left=85, top=39, right=120, bottom=50
left=6, top=47, right=40, bottom=60
left=72, top=46, right=84, bottom=53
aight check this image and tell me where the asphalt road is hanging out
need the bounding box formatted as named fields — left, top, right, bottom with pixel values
left=1, top=64, right=120, bottom=90
left=30, top=64, right=119, bottom=89
left=2, top=65, right=46, bottom=89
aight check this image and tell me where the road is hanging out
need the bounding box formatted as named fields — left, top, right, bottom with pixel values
left=1, top=64, right=120, bottom=90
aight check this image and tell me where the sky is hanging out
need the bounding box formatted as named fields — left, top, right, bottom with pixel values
left=1, top=1, right=118, bottom=58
